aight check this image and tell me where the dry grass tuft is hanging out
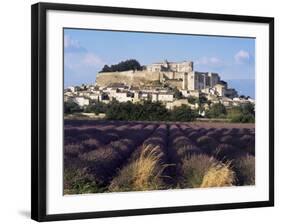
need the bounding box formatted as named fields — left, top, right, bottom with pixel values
left=179, top=155, right=235, bottom=188
left=232, top=154, right=255, bottom=185
left=200, top=162, right=235, bottom=188
left=179, top=154, right=218, bottom=188
left=109, top=145, right=166, bottom=192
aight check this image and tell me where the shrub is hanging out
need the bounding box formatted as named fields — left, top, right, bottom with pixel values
left=200, top=163, right=235, bottom=188
left=77, top=133, right=92, bottom=141
left=64, top=144, right=84, bottom=157
left=207, top=103, right=227, bottom=118
left=230, top=114, right=255, bottom=123
left=179, top=154, right=219, bottom=188
left=220, top=135, right=237, bottom=145
left=64, top=101, right=82, bottom=114
left=109, top=139, right=134, bottom=157
left=176, top=143, right=201, bottom=158
left=214, top=143, right=245, bottom=160
left=79, top=146, right=123, bottom=185
left=173, top=136, right=191, bottom=149
left=196, top=136, right=218, bottom=154
left=198, top=128, right=208, bottom=135
left=237, top=128, right=251, bottom=135
left=63, top=167, right=105, bottom=194
left=82, top=138, right=102, bottom=151
left=171, top=105, right=196, bottom=122
left=206, top=130, right=220, bottom=139
left=169, top=126, right=202, bottom=160
left=143, top=137, right=165, bottom=148
left=227, top=104, right=255, bottom=123
left=187, top=96, right=197, bottom=105
left=187, top=131, right=201, bottom=141
left=232, top=154, right=255, bottom=185
left=84, top=101, right=108, bottom=115
left=103, top=132, right=120, bottom=144
left=105, top=101, right=169, bottom=121
left=64, top=136, right=78, bottom=145
left=239, top=135, right=255, bottom=155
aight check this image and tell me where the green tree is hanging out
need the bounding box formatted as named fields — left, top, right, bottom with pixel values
left=101, top=65, right=111, bottom=72
left=105, top=101, right=169, bottom=121
left=64, top=101, right=82, bottom=114
left=84, top=101, right=108, bottom=115
left=187, top=96, right=197, bottom=105
left=199, top=95, right=208, bottom=104
left=241, top=102, right=255, bottom=115
left=227, top=103, right=255, bottom=123
left=100, top=59, right=142, bottom=72
left=207, top=103, right=227, bottom=118
left=173, top=87, right=183, bottom=99
left=171, top=105, right=196, bottom=122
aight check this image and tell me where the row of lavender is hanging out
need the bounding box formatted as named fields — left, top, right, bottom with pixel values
left=64, top=120, right=255, bottom=194
left=168, top=124, right=255, bottom=187
left=64, top=123, right=159, bottom=193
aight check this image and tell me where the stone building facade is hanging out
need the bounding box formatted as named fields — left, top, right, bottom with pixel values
left=146, top=60, right=193, bottom=73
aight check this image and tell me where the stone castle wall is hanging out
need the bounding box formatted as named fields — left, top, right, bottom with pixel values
left=96, top=70, right=188, bottom=88
left=165, top=79, right=182, bottom=89
left=95, top=68, right=221, bottom=91
left=96, top=70, right=161, bottom=87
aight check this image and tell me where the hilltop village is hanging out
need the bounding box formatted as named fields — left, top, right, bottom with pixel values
left=64, top=60, right=254, bottom=114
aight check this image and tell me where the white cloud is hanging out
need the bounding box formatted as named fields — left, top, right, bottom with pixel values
left=195, top=56, right=222, bottom=67
left=64, top=35, right=79, bottom=48
left=64, top=35, right=104, bottom=69
left=64, top=35, right=87, bottom=53
left=65, top=52, right=104, bottom=70
left=82, top=53, right=104, bottom=67
left=234, top=50, right=250, bottom=64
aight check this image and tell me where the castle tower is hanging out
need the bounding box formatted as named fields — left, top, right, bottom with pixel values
left=182, top=73, right=188, bottom=90
left=189, top=61, right=194, bottom=72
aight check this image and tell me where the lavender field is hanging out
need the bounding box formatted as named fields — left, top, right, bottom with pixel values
left=64, top=120, right=255, bottom=194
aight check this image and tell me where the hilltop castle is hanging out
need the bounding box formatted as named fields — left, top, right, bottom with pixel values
left=96, top=60, right=237, bottom=98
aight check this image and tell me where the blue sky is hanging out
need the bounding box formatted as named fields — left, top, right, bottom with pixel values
left=64, top=28, right=255, bottom=97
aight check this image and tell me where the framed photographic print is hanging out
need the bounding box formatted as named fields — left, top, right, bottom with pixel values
left=31, top=2, right=274, bottom=222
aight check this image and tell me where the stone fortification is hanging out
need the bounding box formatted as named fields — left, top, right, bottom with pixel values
left=96, top=70, right=161, bottom=87
left=95, top=60, right=222, bottom=91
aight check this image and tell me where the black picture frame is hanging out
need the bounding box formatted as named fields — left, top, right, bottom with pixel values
left=31, top=2, right=274, bottom=222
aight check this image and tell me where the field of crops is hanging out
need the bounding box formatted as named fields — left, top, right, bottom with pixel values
left=64, top=120, right=255, bottom=194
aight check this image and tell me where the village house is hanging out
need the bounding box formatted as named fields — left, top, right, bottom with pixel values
left=73, top=97, right=90, bottom=107
left=166, top=99, right=191, bottom=110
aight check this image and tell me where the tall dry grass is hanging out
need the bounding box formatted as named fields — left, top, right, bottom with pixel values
left=179, top=154, right=235, bottom=188
left=109, top=145, right=167, bottom=192
left=200, top=162, right=235, bottom=188
left=179, top=154, right=217, bottom=188
left=232, top=154, right=255, bottom=185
